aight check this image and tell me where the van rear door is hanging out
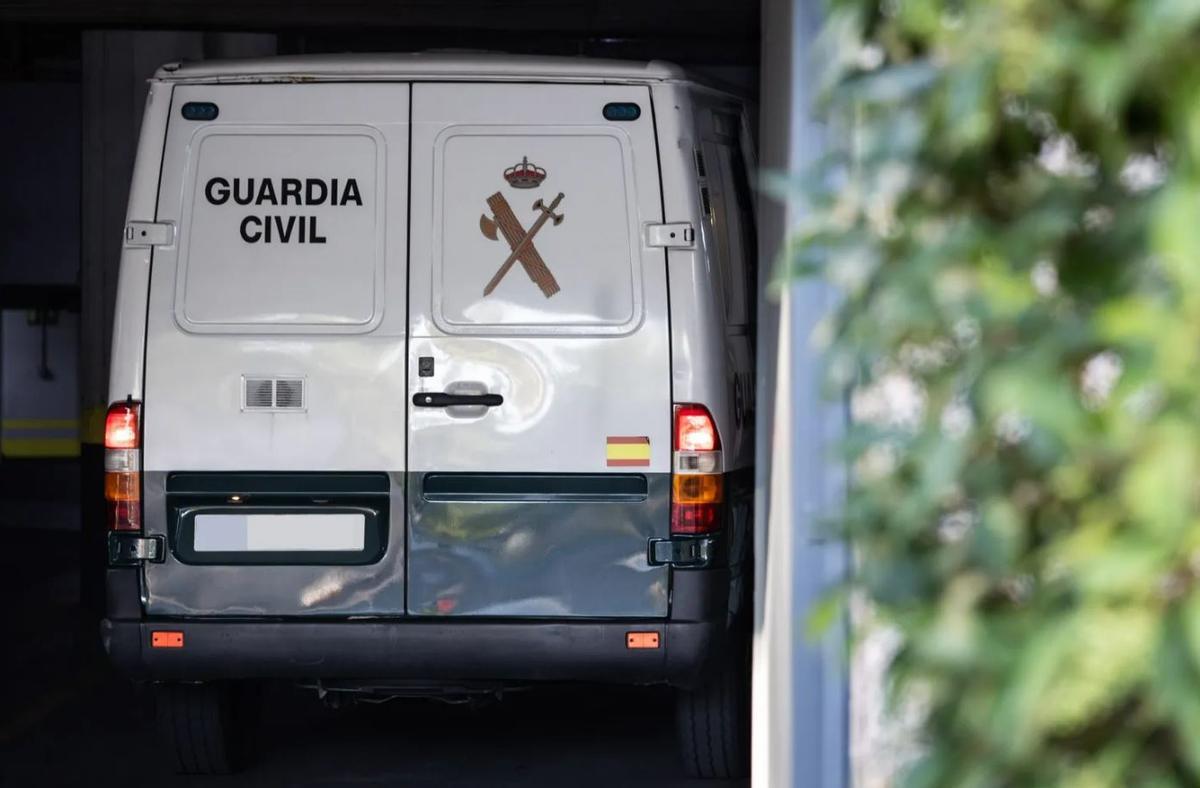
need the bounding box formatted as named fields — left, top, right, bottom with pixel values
left=406, top=83, right=671, bottom=617
left=141, top=83, right=410, bottom=616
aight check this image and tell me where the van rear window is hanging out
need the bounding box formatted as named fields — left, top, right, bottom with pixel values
left=175, top=127, right=385, bottom=332
left=431, top=128, right=643, bottom=335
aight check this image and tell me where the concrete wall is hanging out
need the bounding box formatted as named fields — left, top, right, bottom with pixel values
left=0, top=82, right=79, bottom=286
left=0, top=81, right=81, bottom=457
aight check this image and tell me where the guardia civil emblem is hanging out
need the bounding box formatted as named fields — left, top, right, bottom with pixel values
left=478, top=156, right=564, bottom=298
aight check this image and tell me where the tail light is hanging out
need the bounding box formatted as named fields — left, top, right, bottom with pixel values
left=104, top=400, right=141, bottom=531
left=671, top=404, right=723, bottom=535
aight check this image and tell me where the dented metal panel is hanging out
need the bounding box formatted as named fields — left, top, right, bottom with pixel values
left=407, top=472, right=670, bottom=617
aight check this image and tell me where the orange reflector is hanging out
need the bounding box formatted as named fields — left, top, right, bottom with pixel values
left=151, top=631, right=184, bottom=649
left=626, top=631, right=660, bottom=649
left=104, top=471, right=141, bottom=502
left=672, top=473, right=724, bottom=504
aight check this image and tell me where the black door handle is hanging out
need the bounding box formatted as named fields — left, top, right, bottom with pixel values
left=412, top=392, right=503, bottom=408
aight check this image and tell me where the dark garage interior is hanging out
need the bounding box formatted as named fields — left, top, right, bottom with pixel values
left=0, top=3, right=762, bottom=784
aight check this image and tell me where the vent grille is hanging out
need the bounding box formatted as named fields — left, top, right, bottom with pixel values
left=245, top=378, right=274, bottom=408
left=243, top=377, right=305, bottom=411
left=274, top=379, right=304, bottom=409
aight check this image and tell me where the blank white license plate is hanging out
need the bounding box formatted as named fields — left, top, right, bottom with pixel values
left=193, top=513, right=366, bottom=552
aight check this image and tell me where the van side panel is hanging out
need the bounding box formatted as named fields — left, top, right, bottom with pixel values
left=653, top=83, right=755, bottom=624
left=108, top=81, right=174, bottom=404
left=651, top=84, right=737, bottom=456
left=690, top=87, right=757, bottom=473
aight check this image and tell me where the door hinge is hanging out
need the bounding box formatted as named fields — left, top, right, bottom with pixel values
left=645, top=222, right=695, bottom=249
left=124, top=221, right=175, bottom=248
left=108, top=533, right=165, bottom=565
left=648, top=536, right=714, bottom=568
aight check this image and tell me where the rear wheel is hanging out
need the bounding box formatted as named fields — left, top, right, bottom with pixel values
left=676, top=646, right=751, bottom=779
left=154, top=682, right=256, bottom=774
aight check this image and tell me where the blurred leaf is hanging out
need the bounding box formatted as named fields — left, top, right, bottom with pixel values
left=799, top=0, right=1200, bottom=784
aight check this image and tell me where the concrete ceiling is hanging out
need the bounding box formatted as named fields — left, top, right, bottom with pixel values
left=0, top=1, right=759, bottom=63
left=0, top=0, right=760, bottom=86
left=0, top=0, right=754, bottom=32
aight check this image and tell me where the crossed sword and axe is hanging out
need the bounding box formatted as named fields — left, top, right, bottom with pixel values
left=478, top=191, right=565, bottom=297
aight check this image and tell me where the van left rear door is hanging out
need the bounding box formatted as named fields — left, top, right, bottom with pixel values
left=140, top=82, right=410, bottom=617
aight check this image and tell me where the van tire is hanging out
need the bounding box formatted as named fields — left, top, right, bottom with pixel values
left=676, top=646, right=750, bottom=779
left=154, top=682, right=251, bottom=774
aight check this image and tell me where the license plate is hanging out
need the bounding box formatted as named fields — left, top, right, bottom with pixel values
left=192, top=513, right=366, bottom=553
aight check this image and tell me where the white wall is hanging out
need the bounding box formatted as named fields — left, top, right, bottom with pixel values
left=754, top=0, right=849, bottom=785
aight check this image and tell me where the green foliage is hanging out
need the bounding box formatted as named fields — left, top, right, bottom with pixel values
left=798, top=1, right=1200, bottom=784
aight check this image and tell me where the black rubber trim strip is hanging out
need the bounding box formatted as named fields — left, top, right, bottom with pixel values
left=167, top=472, right=389, bottom=495
left=422, top=472, right=648, bottom=502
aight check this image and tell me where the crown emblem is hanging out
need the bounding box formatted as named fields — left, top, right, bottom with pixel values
left=503, top=156, right=546, bottom=189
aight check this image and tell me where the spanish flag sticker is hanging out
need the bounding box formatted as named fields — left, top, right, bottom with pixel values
left=606, top=436, right=651, bottom=467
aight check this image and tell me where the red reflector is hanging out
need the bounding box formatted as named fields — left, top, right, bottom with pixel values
left=674, top=404, right=719, bottom=452
left=626, top=632, right=660, bottom=649
left=104, top=402, right=140, bottom=449
left=151, top=631, right=184, bottom=648
left=108, top=499, right=142, bottom=532
left=671, top=502, right=721, bottom=535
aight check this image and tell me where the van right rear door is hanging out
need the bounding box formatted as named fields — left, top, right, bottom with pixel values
left=406, top=83, right=672, bottom=617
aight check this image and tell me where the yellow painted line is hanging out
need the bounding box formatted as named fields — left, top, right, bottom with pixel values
left=0, top=419, right=79, bottom=429
left=0, top=438, right=81, bottom=458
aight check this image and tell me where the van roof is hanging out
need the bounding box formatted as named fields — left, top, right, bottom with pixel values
left=155, top=53, right=694, bottom=85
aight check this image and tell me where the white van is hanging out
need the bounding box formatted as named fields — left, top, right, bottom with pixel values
left=101, top=54, right=756, bottom=779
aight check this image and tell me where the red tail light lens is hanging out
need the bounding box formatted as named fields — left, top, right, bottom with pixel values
left=675, top=405, right=719, bottom=451
left=107, top=499, right=142, bottom=532
left=104, top=401, right=141, bottom=532
left=105, top=402, right=139, bottom=449
left=671, top=503, right=721, bottom=534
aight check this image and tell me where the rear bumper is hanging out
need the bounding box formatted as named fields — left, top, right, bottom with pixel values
left=101, top=566, right=738, bottom=690
left=102, top=618, right=723, bottom=689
